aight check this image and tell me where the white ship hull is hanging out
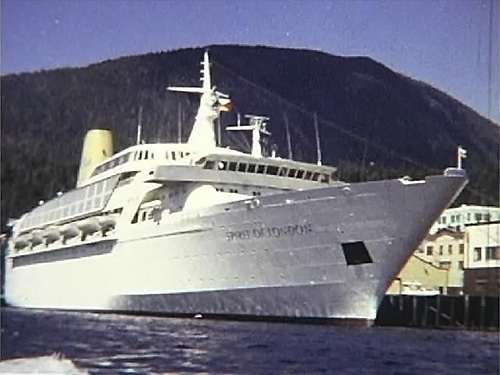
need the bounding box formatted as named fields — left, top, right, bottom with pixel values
left=5, top=172, right=466, bottom=324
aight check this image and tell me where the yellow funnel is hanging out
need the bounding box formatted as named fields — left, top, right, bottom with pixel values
left=76, top=129, right=113, bottom=187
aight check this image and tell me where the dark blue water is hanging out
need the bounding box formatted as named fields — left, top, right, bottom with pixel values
left=1, top=307, right=498, bottom=374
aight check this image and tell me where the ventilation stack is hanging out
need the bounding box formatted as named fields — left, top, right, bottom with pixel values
left=76, top=129, right=113, bottom=187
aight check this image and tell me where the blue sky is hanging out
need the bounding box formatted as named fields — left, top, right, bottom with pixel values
left=1, top=0, right=498, bottom=122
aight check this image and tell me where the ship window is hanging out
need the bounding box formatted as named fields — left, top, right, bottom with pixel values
left=218, top=161, right=226, bottom=170
left=96, top=182, right=104, bottom=194
left=341, top=241, right=373, bottom=266
left=196, top=157, right=207, bottom=166
left=288, top=169, right=297, bottom=178
left=320, top=174, right=329, bottom=183
left=267, top=166, right=279, bottom=175
left=296, top=170, right=305, bottom=179
left=304, top=171, right=312, bottom=180
left=238, top=163, right=247, bottom=172
left=204, top=160, right=215, bottom=169
left=247, top=164, right=256, bottom=173
left=85, top=200, right=92, bottom=211
left=312, top=172, right=320, bottom=181
left=279, top=167, right=288, bottom=176
left=142, top=211, right=147, bottom=221
left=229, top=162, right=237, bottom=171
left=144, top=151, right=149, bottom=159
left=256, top=165, right=266, bottom=174
left=171, top=152, right=176, bottom=160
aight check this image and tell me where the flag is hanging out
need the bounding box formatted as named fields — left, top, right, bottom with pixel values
left=219, top=98, right=233, bottom=112
left=458, top=146, right=467, bottom=158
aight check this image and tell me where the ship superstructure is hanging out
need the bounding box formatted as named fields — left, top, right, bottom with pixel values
left=5, top=52, right=467, bottom=324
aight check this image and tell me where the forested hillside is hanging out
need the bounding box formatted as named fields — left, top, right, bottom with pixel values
left=1, top=45, right=498, bottom=228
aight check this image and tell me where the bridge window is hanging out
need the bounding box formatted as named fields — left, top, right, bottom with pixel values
left=312, top=172, right=320, bottom=181
left=296, top=170, right=304, bottom=179
left=247, top=164, right=256, bottom=173
left=267, top=166, right=279, bottom=175
left=203, top=160, right=215, bottom=169
left=288, top=169, right=297, bottom=178
left=238, top=163, right=247, bottom=172
left=229, top=162, right=237, bottom=171
left=304, top=171, right=312, bottom=180
left=256, top=165, right=266, bottom=174
left=279, top=167, right=288, bottom=176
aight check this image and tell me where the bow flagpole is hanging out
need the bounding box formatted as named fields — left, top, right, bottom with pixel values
left=457, top=146, right=467, bottom=169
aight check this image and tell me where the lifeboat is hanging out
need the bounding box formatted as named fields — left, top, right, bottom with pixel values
left=60, top=224, right=79, bottom=240
left=43, top=226, right=61, bottom=245
left=98, top=215, right=117, bottom=232
left=29, top=230, right=44, bottom=246
left=77, top=218, right=100, bottom=235
left=14, top=235, right=30, bottom=250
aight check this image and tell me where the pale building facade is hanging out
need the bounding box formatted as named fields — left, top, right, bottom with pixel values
left=430, top=205, right=500, bottom=234
left=463, top=221, right=500, bottom=296
left=389, top=207, right=500, bottom=296
left=464, top=221, right=500, bottom=269
left=386, top=255, right=447, bottom=295
left=415, top=229, right=465, bottom=292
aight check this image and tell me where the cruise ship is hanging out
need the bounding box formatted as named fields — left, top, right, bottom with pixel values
left=5, top=52, right=467, bottom=325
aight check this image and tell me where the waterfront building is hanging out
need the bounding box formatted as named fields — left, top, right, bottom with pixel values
left=389, top=229, right=465, bottom=295
left=430, top=205, right=500, bottom=234
left=463, top=221, right=500, bottom=296
left=388, top=206, right=500, bottom=296
left=386, top=255, right=447, bottom=295
left=417, top=228, right=465, bottom=293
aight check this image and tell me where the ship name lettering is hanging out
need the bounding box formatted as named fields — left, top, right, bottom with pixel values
left=226, top=223, right=312, bottom=241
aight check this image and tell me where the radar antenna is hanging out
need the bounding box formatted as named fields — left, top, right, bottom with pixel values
left=227, top=115, right=271, bottom=157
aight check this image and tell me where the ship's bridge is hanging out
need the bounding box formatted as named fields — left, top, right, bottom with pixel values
left=83, top=143, right=205, bottom=186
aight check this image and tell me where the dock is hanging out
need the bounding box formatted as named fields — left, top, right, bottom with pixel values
left=376, top=294, right=499, bottom=331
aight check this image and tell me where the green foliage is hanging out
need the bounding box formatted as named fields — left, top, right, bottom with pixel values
left=1, top=45, right=498, bottom=229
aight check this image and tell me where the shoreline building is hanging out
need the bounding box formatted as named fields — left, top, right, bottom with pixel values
left=464, top=221, right=500, bottom=296
left=388, top=205, right=500, bottom=296
left=430, top=205, right=500, bottom=234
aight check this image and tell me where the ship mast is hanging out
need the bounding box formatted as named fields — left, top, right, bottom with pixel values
left=168, top=51, right=230, bottom=149
left=314, top=112, right=322, bottom=166
left=283, top=112, right=293, bottom=160
left=136, top=106, right=143, bottom=145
